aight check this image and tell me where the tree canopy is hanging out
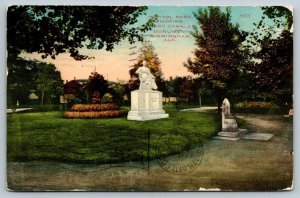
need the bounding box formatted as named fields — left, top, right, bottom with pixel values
left=7, top=6, right=157, bottom=60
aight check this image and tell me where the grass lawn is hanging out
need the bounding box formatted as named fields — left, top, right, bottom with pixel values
left=7, top=106, right=220, bottom=164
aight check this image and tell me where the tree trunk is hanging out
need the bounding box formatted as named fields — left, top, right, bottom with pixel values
left=199, top=94, right=202, bottom=108
left=217, top=92, right=222, bottom=114
left=41, top=90, right=44, bottom=105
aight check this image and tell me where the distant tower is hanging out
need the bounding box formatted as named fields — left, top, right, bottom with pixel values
left=128, top=45, right=137, bottom=67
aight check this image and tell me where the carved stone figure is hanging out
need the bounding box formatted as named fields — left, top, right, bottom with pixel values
left=136, top=61, right=158, bottom=90
left=222, top=98, right=230, bottom=116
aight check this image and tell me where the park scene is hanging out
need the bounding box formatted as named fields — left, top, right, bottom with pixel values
left=7, top=6, right=293, bottom=191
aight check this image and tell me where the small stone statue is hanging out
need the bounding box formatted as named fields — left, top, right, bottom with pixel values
left=217, top=98, right=247, bottom=138
left=136, top=61, right=158, bottom=90
left=213, top=97, right=248, bottom=140
left=221, top=98, right=236, bottom=130
left=222, top=98, right=230, bottom=116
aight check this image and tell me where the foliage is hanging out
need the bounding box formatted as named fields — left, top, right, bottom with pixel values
left=63, top=80, right=83, bottom=95
left=184, top=7, right=248, bottom=109
left=225, top=71, right=256, bottom=105
left=87, top=72, right=109, bottom=101
left=110, top=82, right=126, bottom=104
left=170, top=77, right=185, bottom=97
left=7, top=58, right=38, bottom=106
left=179, top=77, right=195, bottom=102
left=162, top=79, right=175, bottom=97
left=7, top=58, right=63, bottom=106
left=67, top=97, right=82, bottom=107
left=246, top=6, right=293, bottom=109
left=261, top=6, right=293, bottom=31
left=160, top=77, right=217, bottom=106
left=7, top=6, right=157, bottom=60
left=7, top=107, right=220, bottom=163
left=127, top=42, right=163, bottom=92
left=35, top=62, right=64, bottom=105
left=249, top=30, right=292, bottom=92
left=102, top=93, right=114, bottom=103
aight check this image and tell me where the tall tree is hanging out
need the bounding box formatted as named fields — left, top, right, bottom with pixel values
left=7, top=58, right=38, bottom=106
left=35, top=62, right=64, bottom=105
left=127, top=42, right=163, bottom=91
left=172, top=77, right=185, bottom=97
left=179, top=77, right=194, bottom=105
left=7, top=6, right=157, bottom=60
left=246, top=6, right=293, bottom=109
left=184, top=7, right=248, bottom=110
left=87, top=72, right=109, bottom=102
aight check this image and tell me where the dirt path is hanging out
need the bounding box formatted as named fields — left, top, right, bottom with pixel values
left=237, top=115, right=283, bottom=131
left=7, top=115, right=293, bottom=191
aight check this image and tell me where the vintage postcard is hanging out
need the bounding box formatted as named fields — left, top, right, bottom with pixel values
left=6, top=5, right=293, bottom=191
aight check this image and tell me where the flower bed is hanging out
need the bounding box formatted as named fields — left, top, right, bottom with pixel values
left=64, top=110, right=125, bottom=119
left=234, top=101, right=281, bottom=114
left=235, top=101, right=273, bottom=108
left=70, top=104, right=119, bottom=112
left=65, top=103, right=126, bottom=119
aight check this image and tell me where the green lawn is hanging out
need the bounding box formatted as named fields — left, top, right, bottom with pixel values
left=7, top=107, right=220, bottom=164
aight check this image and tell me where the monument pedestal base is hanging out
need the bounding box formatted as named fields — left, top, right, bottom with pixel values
left=127, top=90, right=169, bottom=121
left=218, top=129, right=247, bottom=137
left=127, top=111, right=169, bottom=121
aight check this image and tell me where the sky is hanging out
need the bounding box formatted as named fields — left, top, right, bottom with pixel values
left=21, top=6, right=281, bottom=82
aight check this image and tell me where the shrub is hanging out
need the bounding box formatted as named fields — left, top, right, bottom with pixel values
left=68, top=97, right=82, bottom=106
left=70, top=103, right=119, bottom=112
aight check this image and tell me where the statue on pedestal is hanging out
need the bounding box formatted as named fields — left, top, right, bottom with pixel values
left=218, top=98, right=247, bottom=138
left=127, top=60, right=169, bottom=121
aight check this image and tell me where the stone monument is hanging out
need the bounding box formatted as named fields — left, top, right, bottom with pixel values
left=127, top=61, right=169, bottom=121
left=218, top=98, right=247, bottom=138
